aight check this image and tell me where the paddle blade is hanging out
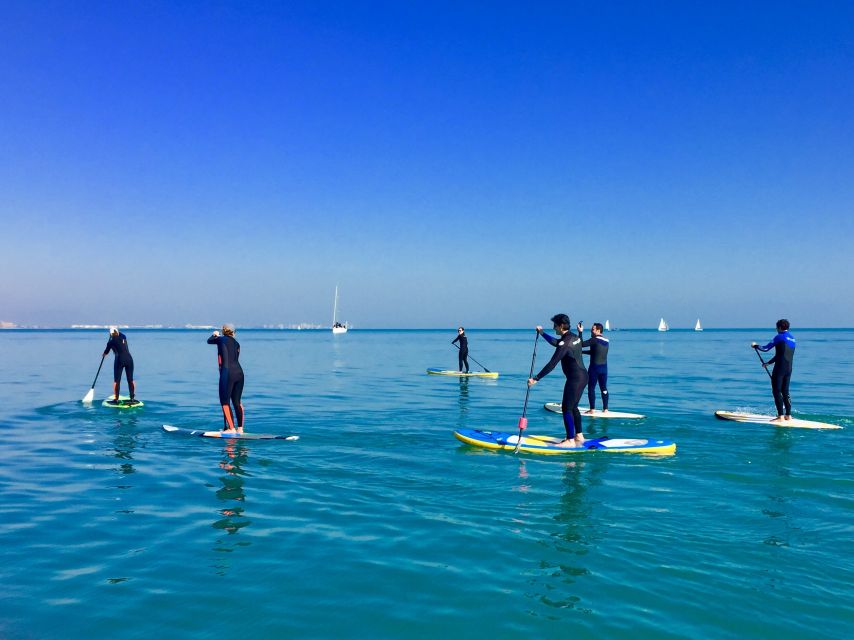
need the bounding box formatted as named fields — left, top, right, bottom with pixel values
left=82, top=388, right=95, bottom=403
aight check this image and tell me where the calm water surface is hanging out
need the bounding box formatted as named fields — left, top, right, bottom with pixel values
left=1, top=329, right=852, bottom=639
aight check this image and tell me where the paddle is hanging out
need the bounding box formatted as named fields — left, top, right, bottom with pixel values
left=514, top=331, right=540, bottom=454
left=751, top=343, right=772, bottom=379
left=452, top=343, right=491, bottom=373
left=82, top=353, right=106, bottom=403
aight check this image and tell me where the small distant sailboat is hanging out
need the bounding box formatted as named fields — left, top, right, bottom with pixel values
left=658, top=317, right=669, bottom=332
left=604, top=319, right=610, bottom=331
left=332, top=286, right=348, bottom=334
left=694, top=318, right=703, bottom=332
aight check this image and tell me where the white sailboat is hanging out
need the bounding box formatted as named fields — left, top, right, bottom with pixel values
left=604, top=319, right=610, bottom=331
left=694, top=318, right=703, bottom=331
left=658, top=317, right=669, bottom=332
left=332, top=286, right=348, bottom=334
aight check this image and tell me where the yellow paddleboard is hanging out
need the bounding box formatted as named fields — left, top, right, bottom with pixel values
left=454, top=429, right=675, bottom=455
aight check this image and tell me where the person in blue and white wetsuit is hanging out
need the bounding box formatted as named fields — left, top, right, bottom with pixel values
left=208, top=324, right=245, bottom=432
left=452, top=327, right=469, bottom=373
left=528, top=314, right=588, bottom=447
left=752, top=319, right=796, bottom=422
left=103, top=326, right=136, bottom=403
left=580, top=322, right=609, bottom=413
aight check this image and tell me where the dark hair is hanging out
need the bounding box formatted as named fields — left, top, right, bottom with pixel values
left=593, top=322, right=604, bottom=332
left=550, top=314, right=570, bottom=331
left=458, top=327, right=465, bottom=332
left=776, top=319, right=790, bottom=331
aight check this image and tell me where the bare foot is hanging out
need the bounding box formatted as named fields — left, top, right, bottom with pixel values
left=554, top=439, right=579, bottom=448
left=784, top=415, right=792, bottom=421
left=770, top=416, right=785, bottom=423
left=583, top=409, right=595, bottom=415
left=575, top=435, right=586, bottom=446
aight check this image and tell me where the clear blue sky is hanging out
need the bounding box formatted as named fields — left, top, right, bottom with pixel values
left=1, top=1, right=852, bottom=328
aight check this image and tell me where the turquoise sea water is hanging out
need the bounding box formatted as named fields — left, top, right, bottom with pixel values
left=1, top=329, right=852, bottom=639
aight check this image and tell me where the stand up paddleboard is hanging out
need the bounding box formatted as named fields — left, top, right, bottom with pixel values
left=162, top=425, right=300, bottom=440
left=103, top=396, right=144, bottom=408
left=454, top=429, right=675, bottom=455
left=714, top=411, right=842, bottom=430
left=544, top=403, right=644, bottom=419
left=427, top=368, right=499, bottom=378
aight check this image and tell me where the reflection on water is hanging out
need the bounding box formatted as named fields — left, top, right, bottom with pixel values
left=212, top=442, right=252, bottom=574
left=526, top=461, right=604, bottom=618
left=553, top=461, right=594, bottom=552
left=579, top=413, right=603, bottom=439
left=762, top=430, right=797, bottom=550
left=457, top=378, right=469, bottom=424
left=214, top=442, right=251, bottom=533
left=111, top=416, right=139, bottom=482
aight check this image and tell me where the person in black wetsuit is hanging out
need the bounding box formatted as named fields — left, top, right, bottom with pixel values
left=527, top=314, right=589, bottom=447
left=752, top=319, right=796, bottom=422
left=452, top=327, right=469, bottom=373
left=580, top=322, right=609, bottom=413
left=103, top=326, right=136, bottom=403
left=208, top=324, right=245, bottom=432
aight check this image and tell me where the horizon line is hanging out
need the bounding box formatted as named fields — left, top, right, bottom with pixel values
left=2, top=326, right=852, bottom=332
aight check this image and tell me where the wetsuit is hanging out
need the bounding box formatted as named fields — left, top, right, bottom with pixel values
left=103, top=332, right=135, bottom=399
left=582, top=333, right=609, bottom=410
left=756, top=330, right=796, bottom=416
left=452, top=333, right=469, bottom=373
left=533, top=331, right=589, bottom=439
left=208, top=334, right=244, bottom=429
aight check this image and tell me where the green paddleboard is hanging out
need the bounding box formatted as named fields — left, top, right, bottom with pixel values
left=102, top=396, right=144, bottom=409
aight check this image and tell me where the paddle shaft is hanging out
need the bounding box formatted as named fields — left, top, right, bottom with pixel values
left=514, top=332, right=540, bottom=454
left=452, top=343, right=490, bottom=373
left=753, top=348, right=772, bottom=379
left=90, top=353, right=106, bottom=389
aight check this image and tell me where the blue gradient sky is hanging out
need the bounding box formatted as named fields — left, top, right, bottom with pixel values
left=2, top=2, right=852, bottom=328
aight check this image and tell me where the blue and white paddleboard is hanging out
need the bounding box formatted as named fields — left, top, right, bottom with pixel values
left=454, top=429, right=675, bottom=455
left=162, top=425, right=299, bottom=440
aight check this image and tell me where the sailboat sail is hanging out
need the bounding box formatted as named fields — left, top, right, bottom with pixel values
left=658, top=318, right=669, bottom=332
left=694, top=318, right=703, bottom=331
left=604, top=320, right=610, bottom=331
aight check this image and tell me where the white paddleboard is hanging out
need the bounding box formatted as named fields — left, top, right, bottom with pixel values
left=162, top=425, right=300, bottom=440
left=426, top=368, right=499, bottom=378
left=714, top=411, right=842, bottom=430
left=544, top=403, right=645, bottom=419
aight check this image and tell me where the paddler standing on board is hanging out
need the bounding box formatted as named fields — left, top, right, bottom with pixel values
left=103, top=326, right=137, bottom=405
left=528, top=314, right=588, bottom=447
left=580, top=322, right=609, bottom=414
left=452, top=327, right=470, bottom=373
left=208, top=324, right=245, bottom=433
left=752, top=319, right=796, bottom=422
